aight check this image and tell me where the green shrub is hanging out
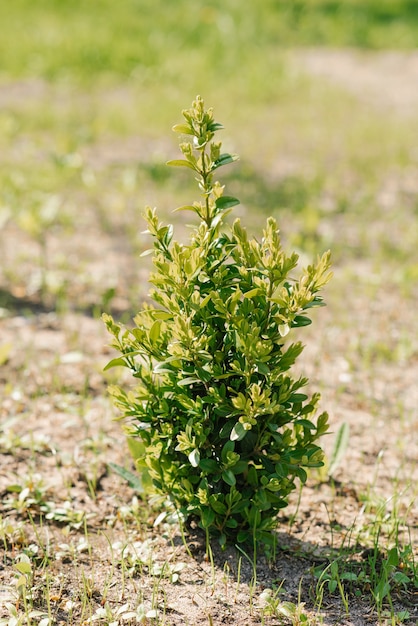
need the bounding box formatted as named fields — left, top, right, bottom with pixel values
left=103, top=96, right=332, bottom=546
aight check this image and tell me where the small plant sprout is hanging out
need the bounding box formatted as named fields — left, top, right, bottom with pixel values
left=16, top=193, right=69, bottom=304
left=104, top=96, right=332, bottom=546
left=86, top=602, right=158, bottom=624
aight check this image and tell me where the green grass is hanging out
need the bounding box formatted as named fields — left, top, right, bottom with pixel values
left=1, top=1, right=418, bottom=87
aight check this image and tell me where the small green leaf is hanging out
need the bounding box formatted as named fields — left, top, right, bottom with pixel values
left=231, top=460, right=247, bottom=474
left=290, top=393, right=308, bottom=402
left=177, top=376, right=199, bottom=386
left=243, top=288, right=260, bottom=299
left=127, top=437, right=146, bottom=460
left=212, top=153, right=238, bottom=170
left=188, top=449, right=200, bottom=467
left=211, top=209, right=234, bottom=228
left=199, top=459, right=219, bottom=472
left=152, top=310, right=172, bottom=320
left=386, top=546, right=399, bottom=568
left=108, top=462, right=147, bottom=493
left=222, top=470, right=236, bottom=486
left=139, top=248, right=154, bottom=257
left=374, top=580, right=390, bottom=602
left=103, top=357, right=130, bottom=371
left=5, top=484, right=21, bottom=493
left=293, top=466, right=307, bottom=482
left=16, top=575, right=28, bottom=589
left=221, top=440, right=235, bottom=461
left=200, top=293, right=212, bottom=307
left=207, top=121, right=224, bottom=132
left=14, top=562, right=32, bottom=575
left=196, top=366, right=211, bottom=383
left=210, top=500, right=227, bottom=515
left=200, top=507, right=215, bottom=528
left=219, top=422, right=234, bottom=439
left=304, top=296, right=326, bottom=309
left=256, top=361, right=270, bottom=375
left=225, top=518, right=238, bottom=528
left=215, top=196, right=240, bottom=210
left=230, top=422, right=247, bottom=442
left=294, top=419, right=316, bottom=430
left=278, top=323, right=290, bottom=337
left=292, top=315, right=312, bottom=327
left=392, top=572, right=410, bottom=586
left=237, top=530, right=250, bottom=543
left=173, top=204, right=199, bottom=213
left=166, top=159, right=196, bottom=170
left=328, top=422, right=349, bottom=476
left=149, top=320, right=161, bottom=343
left=172, top=123, right=193, bottom=134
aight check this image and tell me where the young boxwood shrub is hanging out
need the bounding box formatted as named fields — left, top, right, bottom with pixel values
left=103, top=96, right=332, bottom=546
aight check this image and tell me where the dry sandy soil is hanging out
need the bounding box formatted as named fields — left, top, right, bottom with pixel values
left=0, top=50, right=417, bottom=625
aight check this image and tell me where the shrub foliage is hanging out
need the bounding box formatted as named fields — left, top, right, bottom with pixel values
left=104, top=96, right=332, bottom=545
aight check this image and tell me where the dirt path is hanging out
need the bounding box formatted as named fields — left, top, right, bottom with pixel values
left=292, top=49, right=418, bottom=116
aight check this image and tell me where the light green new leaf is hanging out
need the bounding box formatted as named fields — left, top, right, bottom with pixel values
left=177, top=376, right=200, bottom=386
left=14, top=562, right=32, bottom=575
left=152, top=310, right=172, bottom=320
left=139, top=248, right=154, bottom=257
left=230, top=422, right=247, bottom=441
left=278, top=323, right=290, bottom=337
left=172, top=123, right=193, bottom=135
left=16, top=575, right=28, bottom=589
left=173, top=204, right=199, bottom=213
left=149, top=320, right=161, bottom=343
left=243, top=288, right=260, bottom=299
left=103, top=357, right=130, bottom=371
left=188, top=449, right=200, bottom=467
left=166, top=159, right=196, bottom=170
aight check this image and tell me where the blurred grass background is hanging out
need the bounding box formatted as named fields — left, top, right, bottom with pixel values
left=0, top=0, right=417, bottom=314
left=1, top=0, right=418, bottom=84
